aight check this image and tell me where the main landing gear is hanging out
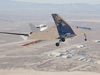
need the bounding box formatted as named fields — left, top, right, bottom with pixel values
left=55, top=38, right=65, bottom=47
left=55, top=33, right=87, bottom=47
left=84, top=33, right=87, bottom=41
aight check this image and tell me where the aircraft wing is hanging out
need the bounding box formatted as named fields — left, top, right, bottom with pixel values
left=0, top=32, right=29, bottom=36
left=71, top=26, right=91, bottom=36
left=52, top=14, right=91, bottom=38
left=28, top=24, right=60, bottom=40
left=52, top=14, right=76, bottom=38
left=0, top=23, right=40, bottom=40
left=76, top=26, right=92, bottom=30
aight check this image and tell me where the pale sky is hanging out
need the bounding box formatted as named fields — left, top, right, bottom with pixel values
left=12, top=0, right=100, bottom=4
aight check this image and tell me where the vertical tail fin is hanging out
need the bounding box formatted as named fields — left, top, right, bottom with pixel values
left=52, top=14, right=76, bottom=38
left=29, top=23, right=39, bottom=32
left=20, top=23, right=40, bottom=40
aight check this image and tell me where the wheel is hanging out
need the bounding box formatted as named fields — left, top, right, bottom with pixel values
left=85, top=39, right=87, bottom=41
left=61, top=38, right=65, bottom=42
left=56, top=43, right=59, bottom=46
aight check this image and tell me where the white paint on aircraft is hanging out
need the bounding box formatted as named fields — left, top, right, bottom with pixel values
left=37, top=24, right=47, bottom=31
left=93, top=40, right=100, bottom=43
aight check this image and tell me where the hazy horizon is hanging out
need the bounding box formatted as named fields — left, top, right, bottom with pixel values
left=0, top=0, right=100, bottom=5
left=11, top=0, right=100, bottom=5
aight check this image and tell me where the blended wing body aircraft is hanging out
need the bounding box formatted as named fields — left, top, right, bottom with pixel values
left=0, top=14, right=90, bottom=46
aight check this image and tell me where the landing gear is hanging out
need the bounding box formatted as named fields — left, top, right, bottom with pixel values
left=55, top=38, right=65, bottom=47
left=61, top=38, right=65, bottom=42
left=56, top=43, right=59, bottom=47
left=85, top=39, right=87, bottom=41
left=84, top=33, right=87, bottom=41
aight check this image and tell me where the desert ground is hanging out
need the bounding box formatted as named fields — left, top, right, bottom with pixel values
left=0, top=13, right=100, bottom=75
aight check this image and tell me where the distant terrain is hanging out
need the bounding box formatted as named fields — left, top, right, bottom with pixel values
left=0, top=1, right=100, bottom=75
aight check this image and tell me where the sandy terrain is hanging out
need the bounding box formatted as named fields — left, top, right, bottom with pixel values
left=0, top=13, right=100, bottom=74
left=0, top=70, right=100, bottom=75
